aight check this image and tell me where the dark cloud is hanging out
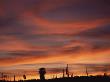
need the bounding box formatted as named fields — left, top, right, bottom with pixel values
left=8, top=50, right=48, bottom=57
left=91, top=41, right=110, bottom=52
left=47, top=68, right=64, bottom=73
left=74, top=24, right=110, bottom=52
left=61, top=46, right=83, bottom=54
left=42, top=0, right=110, bottom=21
left=77, top=25, right=110, bottom=39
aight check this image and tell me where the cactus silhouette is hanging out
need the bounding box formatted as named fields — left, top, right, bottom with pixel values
left=39, top=68, right=46, bottom=80
left=66, top=64, right=69, bottom=77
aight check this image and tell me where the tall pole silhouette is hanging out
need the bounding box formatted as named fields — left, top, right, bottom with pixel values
left=86, top=67, right=89, bottom=76
left=62, top=69, right=65, bottom=78
left=55, top=74, right=57, bottom=79
left=14, top=75, right=15, bottom=82
left=52, top=75, right=55, bottom=79
left=66, top=64, right=69, bottom=77
left=39, top=68, right=46, bottom=80
left=1, top=73, right=3, bottom=80
left=71, top=73, right=73, bottom=77
left=103, top=65, right=108, bottom=76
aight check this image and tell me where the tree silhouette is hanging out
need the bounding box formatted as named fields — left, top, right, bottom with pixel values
left=23, top=75, right=26, bottom=80
left=39, top=68, right=46, bottom=80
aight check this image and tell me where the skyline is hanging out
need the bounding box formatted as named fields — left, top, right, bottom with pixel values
left=0, top=0, right=110, bottom=80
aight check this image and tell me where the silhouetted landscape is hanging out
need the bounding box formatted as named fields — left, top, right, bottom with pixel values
left=0, top=64, right=110, bottom=82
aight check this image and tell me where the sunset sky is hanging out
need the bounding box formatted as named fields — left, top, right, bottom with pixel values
left=0, top=0, right=110, bottom=80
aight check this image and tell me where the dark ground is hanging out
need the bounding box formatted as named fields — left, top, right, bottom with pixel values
left=1, top=76, right=110, bottom=82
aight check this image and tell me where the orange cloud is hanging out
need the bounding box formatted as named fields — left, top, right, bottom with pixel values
left=19, top=12, right=110, bottom=35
